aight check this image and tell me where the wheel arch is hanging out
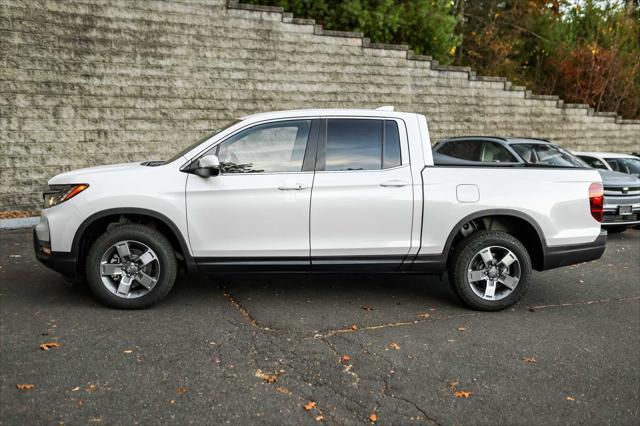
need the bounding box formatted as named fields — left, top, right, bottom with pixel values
left=72, top=208, right=196, bottom=274
left=444, top=209, right=547, bottom=271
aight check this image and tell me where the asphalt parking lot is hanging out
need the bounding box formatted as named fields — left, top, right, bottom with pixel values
left=1, top=228, right=639, bottom=425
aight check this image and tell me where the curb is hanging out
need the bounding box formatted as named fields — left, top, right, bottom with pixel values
left=0, top=217, right=39, bottom=230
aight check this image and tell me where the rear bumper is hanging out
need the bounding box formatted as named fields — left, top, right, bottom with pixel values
left=33, top=230, right=78, bottom=277
left=542, top=230, right=607, bottom=270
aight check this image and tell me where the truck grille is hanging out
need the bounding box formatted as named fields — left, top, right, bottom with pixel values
left=602, top=185, right=640, bottom=224
left=604, top=186, right=640, bottom=196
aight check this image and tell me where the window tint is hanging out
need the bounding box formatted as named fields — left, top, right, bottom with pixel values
left=213, top=120, right=311, bottom=173
left=606, top=158, right=640, bottom=174
left=326, top=119, right=382, bottom=171
left=438, top=140, right=517, bottom=163
left=578, top=155, right=608, bottom=169
left=166, top=119, right=241, bottom=163
left=384, top=120, right=401, bottom=168
left=512, top=144, right=580, bottom=167
left=324, top=119, right=401, bottom=171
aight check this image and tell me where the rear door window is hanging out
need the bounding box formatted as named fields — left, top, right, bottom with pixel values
left=324, top=119, right=401, bottom=171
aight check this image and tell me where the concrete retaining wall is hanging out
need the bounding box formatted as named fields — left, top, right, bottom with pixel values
left=1, top=0, right=639, bottom=210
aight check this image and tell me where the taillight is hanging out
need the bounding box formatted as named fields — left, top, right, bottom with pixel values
left=589, top=183, right=604, bottom=222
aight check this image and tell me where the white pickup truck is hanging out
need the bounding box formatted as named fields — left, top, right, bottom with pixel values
left=34, top=108, right=607, bottom=311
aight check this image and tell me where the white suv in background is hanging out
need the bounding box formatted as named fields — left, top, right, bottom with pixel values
left=575, top=152, right=640, bottom=179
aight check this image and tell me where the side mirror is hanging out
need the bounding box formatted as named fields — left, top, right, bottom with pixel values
left=193, top=154, right=220, bottom=177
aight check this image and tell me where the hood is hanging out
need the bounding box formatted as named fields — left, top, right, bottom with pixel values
left=597, top=169, right=640, bottom=188
left=48, top=162, right=145, bottom=185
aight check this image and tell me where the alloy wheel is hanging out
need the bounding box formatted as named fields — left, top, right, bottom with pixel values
left=99, top=240, right=160, bottom=298
left=467, top=245, right=521, bottom=301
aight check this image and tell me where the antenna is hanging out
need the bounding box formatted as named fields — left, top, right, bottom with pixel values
left=375, top=106, right=394, bottom=111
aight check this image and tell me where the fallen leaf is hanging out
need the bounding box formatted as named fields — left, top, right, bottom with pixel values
left=565, top=396, right=575, bottom=401
left=315, top=414, right=324, bottom=421
left=276, top=386, right=291, bottom=395
left=457, top=326, right=466, bottom=332
left=351, top=324, right=358, bottom=330
left=340, top=354, right=352, bottom=363
left=361, top=305, right=375, bottom=311
left=16, top=384, right=35, bottom=390
left=522, top=356, right=537, bottom=363
left=304, top=401, right=317, bottom=411
left=176, top=387, right=189, bottom=394
left=417, top=312, right=431, bottom=319
left=369, top=411, right=378, bottom=422
left=40, top=342, right=60, bottom=351
left=454, top=390, right=473, bottom=398
left=0, top=210, right=38, bottom=219
left=387, top=342, right=400, bottom=351
left=255, top=369, right=278, bottom=383
left=448, top=380, right=459, bottom=390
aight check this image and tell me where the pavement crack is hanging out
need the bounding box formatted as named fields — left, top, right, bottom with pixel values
left=526, top=295, right=640, bottom=311
left=218, top=283, right=273, bottom=331
left=311, top=312, right=480, bottom=339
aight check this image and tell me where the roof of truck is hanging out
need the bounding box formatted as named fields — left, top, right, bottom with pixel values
left=240, top=108, right=415, bottom=121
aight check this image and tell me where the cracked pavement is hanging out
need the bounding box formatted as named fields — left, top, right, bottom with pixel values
left=1, top=228, right=639, bottom=425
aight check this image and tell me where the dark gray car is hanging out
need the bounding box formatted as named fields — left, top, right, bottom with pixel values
left=432, top=137, right=640, bottom=233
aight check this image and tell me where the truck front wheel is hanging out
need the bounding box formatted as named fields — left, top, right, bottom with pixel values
left=85, top=224, right=177, bottom=309
left=449, top=230, right=532, bottom=311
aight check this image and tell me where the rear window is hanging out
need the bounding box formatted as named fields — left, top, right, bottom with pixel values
left=438, top=140, right=517, bottom=163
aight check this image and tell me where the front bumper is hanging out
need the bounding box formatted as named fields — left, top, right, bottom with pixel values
left=542, top=230, right=607, bottom=270
left=602, top=211, right=640, bottom=227
left=33, top=230, right=78, bottom=277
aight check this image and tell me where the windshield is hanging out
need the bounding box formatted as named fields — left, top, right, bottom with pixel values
left=511, top=143, right=583, bottom=167
left=165, top=120, right=241, bottom=163
left=605, top=157, right=640, bottom=175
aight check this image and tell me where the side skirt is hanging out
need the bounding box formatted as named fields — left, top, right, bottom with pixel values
left=194, top=255, right=440, bottom=274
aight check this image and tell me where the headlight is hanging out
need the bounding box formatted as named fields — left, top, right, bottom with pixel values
left=43, top=184, right=89, bottom=208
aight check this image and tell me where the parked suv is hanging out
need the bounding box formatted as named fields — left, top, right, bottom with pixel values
left=35, top=111, right=606, bottom=311
left=433, top=137, right=640, bottom=232
left=575, top=152, right=640, bottom=178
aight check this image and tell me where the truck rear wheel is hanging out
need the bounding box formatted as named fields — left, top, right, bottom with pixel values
left=85, top=224, right=177, bottom=309
left=449, top=230, right=532, bottom=311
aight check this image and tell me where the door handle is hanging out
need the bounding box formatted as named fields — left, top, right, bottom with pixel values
left=380, top=180, right=409, bottom=187
left=278, top=183, right=306, bottom=190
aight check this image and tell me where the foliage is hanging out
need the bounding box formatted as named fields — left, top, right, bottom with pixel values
left=458, top=0, right=640, bottom=118
left=246, top=0, right=460, bottom=59
left=248, top=0, right=640, bottom=118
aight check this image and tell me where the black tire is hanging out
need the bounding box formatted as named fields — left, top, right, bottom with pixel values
left=449, top=230, right=532, bottom=311
left=85, top=224, right=177, bottom=309
left=605, top=226, right=628, bottom=234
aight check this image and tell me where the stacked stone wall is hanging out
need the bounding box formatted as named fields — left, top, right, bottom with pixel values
left=1, top=0, right=638, bottom=210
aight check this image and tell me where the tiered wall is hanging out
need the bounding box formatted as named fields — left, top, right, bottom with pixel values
left=1, top=0, right=639, bottom=210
